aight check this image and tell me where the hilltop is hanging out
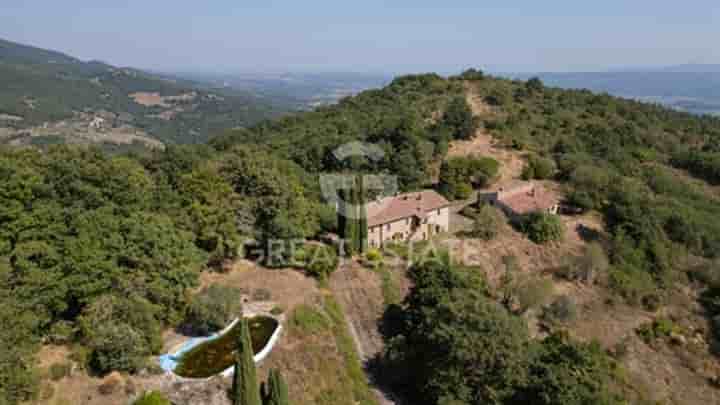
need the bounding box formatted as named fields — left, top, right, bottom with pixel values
left=0, top=38, right=285, bottom=147
left=3, top=70, right=720, bottom=405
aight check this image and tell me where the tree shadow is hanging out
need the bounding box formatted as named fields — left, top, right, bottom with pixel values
left=576, top=223, right=601, bottom=243
left=361, top=303, right=410, bottom=405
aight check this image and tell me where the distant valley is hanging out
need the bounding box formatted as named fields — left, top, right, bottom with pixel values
left=170, top=71, right=391, bottom=110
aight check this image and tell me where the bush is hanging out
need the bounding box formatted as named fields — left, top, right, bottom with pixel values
left=47, top=321, right=76, bottom=345
left=458, top=68, right=485, bottom=81
left=303, top=244, right=339, bottom=279
left=561, top=243, right=609, bottom=283
left=289, top=305, right=330, bottom=335
left=366, top=249, right=382, bottom=263
left=517, top=278, right=555, bottom=313
left=133, top=391, right=171, bottom=405
left=521, top=212, right=564, bottom=244
left=541, top=295, right=577, bottom=327
left=48, top=362, right=71, bottom=381
left=636, top=318, right=676, bottom=344
left=466, top=205, right=503, bottom=240
left=185, top=284, right=244, bottom=336
left=439, top=156, right=500, bottom=200
left=522, top=155, right=556, bottom=180
left=317, top=203, right=339, bottom=234
left=363, top=248, right=383, bottom=268
left=270, top=306, right=284, bottom=316
left=79, top=295, right=162, bottom=375
left=442, top=96, right=478, bottom=140
left=608, top=266, right=657, bottom=306
left=88, top=324, right=150, bottom=374
left=566, top=190, right=594, bottom=213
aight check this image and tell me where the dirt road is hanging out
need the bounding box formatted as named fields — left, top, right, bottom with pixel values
left=330, top=261, right=401, bottom=405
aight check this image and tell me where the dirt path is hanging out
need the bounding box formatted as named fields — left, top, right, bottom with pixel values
left=445, top=84, right=525, bottom=186
left=330, top=261, right=401, bottom=405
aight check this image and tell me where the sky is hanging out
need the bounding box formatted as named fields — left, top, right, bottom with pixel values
left=1, top=1, right=719, bottom=74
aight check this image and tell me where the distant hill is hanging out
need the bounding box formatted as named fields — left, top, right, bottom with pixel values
left=660, top=64, right=720, bottom=73
left=511, top=66, right=720, bottom=116
left=0, top=38, right=286, bottom=145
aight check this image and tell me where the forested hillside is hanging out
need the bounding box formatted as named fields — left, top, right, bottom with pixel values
left=214, top=70, right=720, bottom=403
left=0, top=73, right=473, bottom=404
left=4, top=69, right=720, bottom=405
left=0, top=38, right=283, bottom=145
left=212, top=74, right=474, bottom=189
left=466, top=72, right=720, bottom=289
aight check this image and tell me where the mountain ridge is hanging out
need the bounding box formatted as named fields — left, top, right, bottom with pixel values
left=0, top=37, right=286, bottom=146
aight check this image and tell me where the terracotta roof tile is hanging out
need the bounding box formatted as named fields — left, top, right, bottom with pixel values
left=366, top=190, right=450, bottom=227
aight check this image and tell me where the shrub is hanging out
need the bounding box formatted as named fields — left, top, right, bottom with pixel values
left=566, top=190, right=595, bottom=213
left=561, top=243, right=609, bottom=283
left=88, top=323, right=150, bottom=374
left=522, top=155, right=556, bottom=180
left=636, top=318, right=676, bottom=344
left=442, top=96, right=478, bottom=140
left=521, top=212, right=564, bottom=244
left=608, top=266, right=657, bottom=306
left=363, top=248, right=383, bottom=268
left=439, top=156, right=500, bottom=200
left=47, top=321, right=76, bottom=345
left=79, top=295, right=162, bottom=374
left=466, top=205, right=503, bottom=240
left=517, top=278, right=555, bottom=313
left=366, top=248, right=382, bottom=263
left=270, top=306, right=284, bottom=316
left=458, top=68, right=485, bottom=81
left=317, top=203, right=339, bottom=233
left=48, top=362, right=71, bottom=381
left=185, top=284, right=243, bottom=336
left=455, top=183, right=473, bottom=200
left=133, top=391, right=171, bottom=405
left=541, top=295, right=577, bottom=327
left=303, top=244, right=339, bottom=279
left=289, top=305, right=329, bottom=335
left=384, top=242, right=410, bottom=260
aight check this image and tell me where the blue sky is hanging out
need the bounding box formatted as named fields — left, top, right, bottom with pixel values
left=1, top=1, right=718, bottom=73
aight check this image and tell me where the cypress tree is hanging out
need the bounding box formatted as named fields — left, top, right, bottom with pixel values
left=341, top=179, right=358, bottom=256
left=265, top=368, right=290, bottom=405
left=338, top=175, right=368, bottom=255
left=357, top=175, right=368, bottom=254
left=233, top=319, right=261, bottom=405
left=337, top=187, right=347, bottom=246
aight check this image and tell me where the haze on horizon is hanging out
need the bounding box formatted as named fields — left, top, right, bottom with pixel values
left=1, top=0, right=719, bottom=74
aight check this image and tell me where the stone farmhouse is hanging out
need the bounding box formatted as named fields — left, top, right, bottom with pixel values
left=366, top=190, right=451, bottom=248
left=481, top=181, right=559, bottom=218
